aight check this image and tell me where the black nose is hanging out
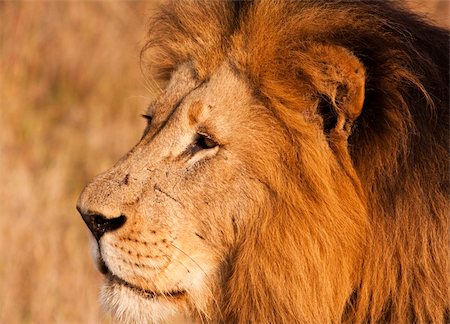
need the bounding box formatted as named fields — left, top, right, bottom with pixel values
left=77, top=207, right=127, bottom=240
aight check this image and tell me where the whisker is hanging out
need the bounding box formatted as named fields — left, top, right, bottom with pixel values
left=169, top=242, right=224, bottom=322
left=155, top=245, right=209, bottom=318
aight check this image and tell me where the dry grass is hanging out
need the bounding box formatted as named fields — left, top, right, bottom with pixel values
left=0, top=1, right=446, bottom=323
left=0, top=1, right=160, bottom=323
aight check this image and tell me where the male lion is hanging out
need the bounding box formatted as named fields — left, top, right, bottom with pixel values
left=77, top=1, right=449, bottom=323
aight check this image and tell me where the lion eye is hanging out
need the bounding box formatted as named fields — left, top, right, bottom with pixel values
left=141, top=114, right=153, bottom=124
left=195, top=133, right=218, bottom=150
left=141, top=114, right=153, bottom=138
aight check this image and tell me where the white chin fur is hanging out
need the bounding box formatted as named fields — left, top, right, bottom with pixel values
left=100, top=281, right=192, bottom=324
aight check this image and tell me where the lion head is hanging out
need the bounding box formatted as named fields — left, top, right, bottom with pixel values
left=77, top=1, right=449, bottom=323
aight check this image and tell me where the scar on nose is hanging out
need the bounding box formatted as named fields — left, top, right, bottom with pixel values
left=188, top=101, right=203, bottom=126
left=122, top=174, right=129, bottom=185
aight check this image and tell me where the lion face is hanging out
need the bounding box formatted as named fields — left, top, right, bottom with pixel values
left=77, top=63, right=284, bottom=322
left=77, top=44, right=369, bottom=323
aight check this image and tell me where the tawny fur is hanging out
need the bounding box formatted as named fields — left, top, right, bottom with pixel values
left=140, top=1, right=449, bottom=323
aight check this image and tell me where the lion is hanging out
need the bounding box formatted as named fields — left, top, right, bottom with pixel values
left=77, top=1, right=449, bottom=323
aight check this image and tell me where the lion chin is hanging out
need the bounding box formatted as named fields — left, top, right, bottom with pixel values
left=99, top=278, right=184, bottom=324
left=78, top=1, right=449, bottom=323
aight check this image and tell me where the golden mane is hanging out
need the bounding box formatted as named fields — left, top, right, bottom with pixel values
left=139, top=1, right=449, bottom=322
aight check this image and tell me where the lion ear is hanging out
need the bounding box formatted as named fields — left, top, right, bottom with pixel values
left=306, top=44, right=366, bottom=139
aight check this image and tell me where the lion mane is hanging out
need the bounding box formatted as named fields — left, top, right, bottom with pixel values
left=137, top=1, right=450, bottom=322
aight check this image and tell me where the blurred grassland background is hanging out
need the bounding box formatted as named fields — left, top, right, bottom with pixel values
left=0, top=1, right=447, bottom=323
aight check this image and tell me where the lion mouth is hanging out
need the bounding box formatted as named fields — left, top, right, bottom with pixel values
left=106, top=272, right=186, bottom=300
left=94, top=243, right=186, bottom=300
left=98, top=256, right=185, bottom=300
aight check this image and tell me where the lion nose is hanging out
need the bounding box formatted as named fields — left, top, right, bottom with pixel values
left=77, top=206, right=127, bottom=240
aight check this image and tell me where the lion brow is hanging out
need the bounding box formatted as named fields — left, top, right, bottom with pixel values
left=147, top=82, right=204, bottom=143
left=188, top=100, right=203, bottom=126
